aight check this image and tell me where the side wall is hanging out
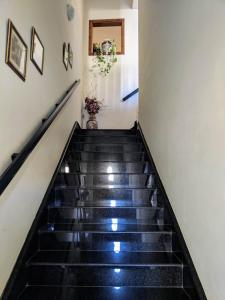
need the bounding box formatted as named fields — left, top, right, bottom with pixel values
left=139, top=1, right=225, bottom=299
left=83, top=0, right=138, bottom=129
left=0, top=0, right=83, bottom=295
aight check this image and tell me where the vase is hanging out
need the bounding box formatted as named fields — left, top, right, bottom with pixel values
left=86, top=113, right=98, bottom=129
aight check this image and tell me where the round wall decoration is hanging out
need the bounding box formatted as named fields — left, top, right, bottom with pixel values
left=67, top=4, right=75, bottom=21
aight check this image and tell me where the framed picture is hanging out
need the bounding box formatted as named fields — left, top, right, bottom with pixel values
left=5, top=19, right=28, bottom=81
left=68, top=43, right=73, bottom=68
left=31, top=27, right=44, bottom=75
left=63, top=42, right=68, bottom=70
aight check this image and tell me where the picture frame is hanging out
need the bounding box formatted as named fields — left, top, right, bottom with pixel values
left=5, top=19, right=28, bottom=81
left=63, top=42, right=68, bottom=70
left=68, top=43, right=73, bottom=68
left=30, top=27, right=44, bottom=75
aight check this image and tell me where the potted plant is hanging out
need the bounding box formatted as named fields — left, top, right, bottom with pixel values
left=85, top=97, right=102, bottom=129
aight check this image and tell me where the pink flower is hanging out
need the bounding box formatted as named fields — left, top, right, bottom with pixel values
left=85, top=97, right=102, bottom=114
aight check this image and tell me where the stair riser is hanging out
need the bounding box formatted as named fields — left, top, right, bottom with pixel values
left=66, top=152, right=146, bottom=162
left=48, top=208, right=164, bottom=223
left=28, top=266, right=183, bottom=287
left=56, top=174, right=156, bottom=188
left=73, top=137, right=141, bottom=143
left=61, top=162, right=152, bottom=174
left=40, top=232, right=172, bottom=252
left=71, top=143, right=143, bottom=152
left=55, top=188, right=161, bottom=203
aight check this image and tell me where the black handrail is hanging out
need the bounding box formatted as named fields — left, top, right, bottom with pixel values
left=0, top=79, right=80, bottom=196
left=122, top=88, right=139, bottom=102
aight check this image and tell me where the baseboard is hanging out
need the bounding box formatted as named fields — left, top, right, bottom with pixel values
left=137, top=121, right=207, bottom=300
left=1, top=121, right=80, bottom=300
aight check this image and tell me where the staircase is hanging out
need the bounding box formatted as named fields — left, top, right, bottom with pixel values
left=6, top=127, right=201, bottom=299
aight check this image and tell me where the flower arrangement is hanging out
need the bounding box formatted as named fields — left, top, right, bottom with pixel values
left=85, top=97, right=102, bottom=115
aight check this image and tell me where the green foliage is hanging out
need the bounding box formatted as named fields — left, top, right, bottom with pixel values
left=92, top=41, right=118, bottom=76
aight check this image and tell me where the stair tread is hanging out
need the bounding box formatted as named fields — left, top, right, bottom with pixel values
left=68, top=158, right=146, bottom=162
left=18, top=287, right=191, bottom=300
left=76, top=129, right=137, bottom=134
left=62, top=163, right=152, bottom=174
left=50, top=200, right=159, bottom=208
left=45, top=218, right=166, bottom=225
left=71, top=142, right=143, bottom=152
left=59, top=172, right=153, bottom=175
left=49, top=205, right=161, bottom=209
left=28, top=251, right=181, bottom=266
left=55, top=185, right=159, bottom=190
left=68, top=150, right=145, bottom=154
left=71, top=142, right=143, bottom=145
left=49, top=204, right=160, bottom=209
left=74, top=135, right=140, bottom=138
left=72, top=141, right=141, bottom=144
left=40, top=223, right=172, bottom=233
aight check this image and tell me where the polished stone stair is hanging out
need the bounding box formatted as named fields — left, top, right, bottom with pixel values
left=9, top=128, right=201, bottom=299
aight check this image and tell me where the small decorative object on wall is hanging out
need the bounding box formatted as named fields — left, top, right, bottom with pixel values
left=68, top=43, right=73, bottom=68
left=63, top=42, right=68, bottom=70
left=92, top=40, right=117, bottom=76
left=5, top=19, right=28, bottom=81
left=85, top=97, right=102, bottom=129
left=67, top=4, right=75, bottom=21
left=30, top=27, right=44, bottom=75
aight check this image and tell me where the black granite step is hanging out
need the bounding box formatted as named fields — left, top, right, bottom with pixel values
left=73, top=136, right=141, bottom=143
left=40, top=233, right=172, bottom=252
left=28, top=251, right=180, bottom=266
left=56, top=173, right=156, bottom=188
left=47, top=206, right=164, bottom=223
left=39, top=224, right=172, bottom=252
left=4, top=127, right=201, bottom=300
left=71, top=142, right=143, bottom=152
left=61, top=161, right=152, bottom=173
left=55, top=186, right=158, bottom=191
left=56, top=185, right=157, bottom=190
left=40, top=223, right=172, bottom=233
left=27, top=265, right=182, bottom=287
left=66, top=151, right=146, bottom=162
left=52, top=198, right=161, bottom=208
left=17, top=287, right=191, bottom=300
left=47, top=217, right=166, bottom=225
left=55, top=187, right=162, bottom=205
left=76, top=129, right=138, bottom=136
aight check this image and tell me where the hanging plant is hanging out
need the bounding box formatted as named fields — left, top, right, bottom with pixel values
left=92, top=40, right=118, bottom=76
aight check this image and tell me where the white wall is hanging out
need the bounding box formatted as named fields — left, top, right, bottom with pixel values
left=139, top=1, right=225, bottom=299
left=0, top=0, right=83, bottom=295
left=83, top=0, right=138, bottom=129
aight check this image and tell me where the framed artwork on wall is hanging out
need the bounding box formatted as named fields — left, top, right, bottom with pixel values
left=5, top=19, right=28, bottom=81
left=31, top=27, right=44, bottom=75
left=68, top=43, right=73, bottom=68
left=63, top=42, right=68, bottom=70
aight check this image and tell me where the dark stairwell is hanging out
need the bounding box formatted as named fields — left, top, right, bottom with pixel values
left=2, top=124, right=205, bottom=300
